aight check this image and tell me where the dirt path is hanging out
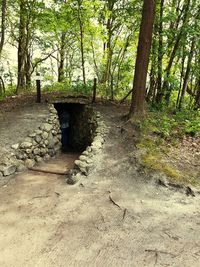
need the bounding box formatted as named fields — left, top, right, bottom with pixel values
left=0, top=105, right=200, bottom=267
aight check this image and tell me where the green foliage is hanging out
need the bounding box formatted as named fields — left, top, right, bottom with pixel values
left=42, top=80, right=93, bottom=96
left=140, top=108, right=200, bottom=140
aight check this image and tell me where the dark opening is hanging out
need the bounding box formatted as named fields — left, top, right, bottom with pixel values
left=54, top=103, right=96, bottom=153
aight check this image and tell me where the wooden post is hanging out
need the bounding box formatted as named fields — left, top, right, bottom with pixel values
left=36, top=73, right=41, bottom=103
left=92, top=77, right=97, bottom=103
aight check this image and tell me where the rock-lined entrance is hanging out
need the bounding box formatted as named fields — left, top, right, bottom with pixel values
left=54, top=102, right=97, bottom=152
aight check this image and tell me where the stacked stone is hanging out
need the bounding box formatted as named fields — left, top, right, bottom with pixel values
left=0, top=105, right=61, bottom=179
left=67, top=112, right=109, bottom=185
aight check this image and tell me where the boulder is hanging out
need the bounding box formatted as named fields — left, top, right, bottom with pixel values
left=20, top=142, right=33, bottom=149
left=42, top=123, right=53, bottom=132
left=41, top=132, right=48, bottom=139
left=3, top=165, right=16, bottom=176
left=25, top=159, right=35, bottom=168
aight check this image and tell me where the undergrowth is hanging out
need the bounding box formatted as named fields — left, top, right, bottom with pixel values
left=136, top=107, right=200, bottom=185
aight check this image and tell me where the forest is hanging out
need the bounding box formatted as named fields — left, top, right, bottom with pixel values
left=0, top=0, right=199, bottom=120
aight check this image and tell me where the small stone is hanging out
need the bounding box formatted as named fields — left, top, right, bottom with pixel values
left=49, top=108, right=57, bottom=114
left=35, top=135, right=42, bottom=144
left=25, top=148, right=33, bottom=154
left=52, top=130, right=57, bottom=136
left=48, top=149, right=55, bottom=157
left=44, top=154, right=50, bottom=161
left=82, top=151, right=89, bottom=156
left=20, top=142, right=33, bottom=149
left=29, top=133, right=36, bottom=138
left=74, top=160, right=88, bottom=169
left=79, top=155, right=87, bottom=162
left=86, top=146, right=92, bottom=153
left=48, top=133, right=56, bottom=149
left=40, top=148, right=47, bottom=156
left=66, top=175, right=77, bottom=185
left=33, top=148, right=40, bottom=155
left=86, top=159, right=93, bottom=164
left=66, top=171, right=80, bottom=185
left=35, top=156, right=43, bottom=163
left=42, top=123, right=53, bottom=132
left=35, top=129, right=42, bottom=135
left=16, top=151, right=27, bottom=160
left=41, top=132, right=48, bottom=139
left=24, top=137, right=33, bottom=143
left=11, top=143, right=19, bottom=150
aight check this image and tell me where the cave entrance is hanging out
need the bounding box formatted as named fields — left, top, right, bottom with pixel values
left=54, top=102, right=96, bottom=153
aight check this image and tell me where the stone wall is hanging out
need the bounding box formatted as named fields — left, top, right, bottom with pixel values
left=66, top=111, right=108, bottom=184
left=0, top=105, right=61, bottom=179
left=69, top=105, right=98, bottom=151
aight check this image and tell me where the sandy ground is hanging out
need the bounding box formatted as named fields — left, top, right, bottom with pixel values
left=0, top=105, right=200, bottom=267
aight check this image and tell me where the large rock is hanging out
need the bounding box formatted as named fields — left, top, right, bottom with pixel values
left=3, top=165, right=16, bottom=176
left=16, top=151, right=27, bottom=160
left=48, top=133, right=55, bottom=149
left=20, top=142, right=33, bottom=149
left=42, top=123, right=53, bottom=132
left=16, top=162, right=27, bottom=172
left=25, top=159, right=35, bottom=168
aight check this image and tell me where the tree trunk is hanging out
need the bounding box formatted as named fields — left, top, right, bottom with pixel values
left=147, top=29, right=157, bottom=104
left=176, top=47, right=185, bottom=108
left=155, top=0, right=164, bottom=103
left=0, top=0, right=6, bottom=56
left=129, top=0, right=155, bottom=117
left=17, top=0, right=27, bottom=93
left=178, top=38, right=195, bottom=110
left=77, top=2, right=86, bottom=85
left=195, top=79, right=200, bottom=110
left=163, top=0, right=191, bottom=104
left=58, top=32, right=66, bottom=82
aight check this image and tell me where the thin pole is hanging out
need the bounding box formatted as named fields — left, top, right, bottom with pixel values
left=36, top=73, right=41, bottom=103
left=92, top=77, right=97, bottom=103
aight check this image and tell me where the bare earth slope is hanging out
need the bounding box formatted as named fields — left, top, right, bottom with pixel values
left=0, top=104, right=200, bottom=267
left=0, top=102, right=49, bottom=153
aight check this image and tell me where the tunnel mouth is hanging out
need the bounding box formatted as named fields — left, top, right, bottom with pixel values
left=54, top=102, right=97, bottom=153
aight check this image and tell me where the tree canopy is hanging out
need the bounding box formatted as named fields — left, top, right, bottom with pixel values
left=0, top=0, right=199, bottom=113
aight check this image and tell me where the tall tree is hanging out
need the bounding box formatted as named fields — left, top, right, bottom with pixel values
left=0, top=0, right=6, bottom=55
left=129, top=0, right=155, bottom=117
left=0, top=0, right=6, bottom=95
